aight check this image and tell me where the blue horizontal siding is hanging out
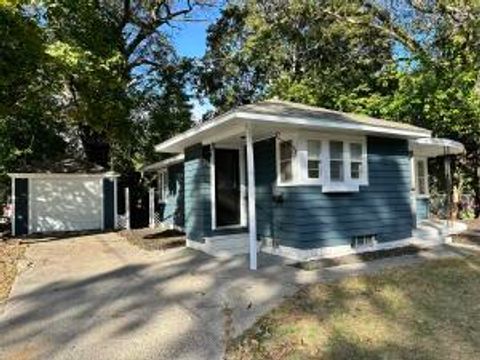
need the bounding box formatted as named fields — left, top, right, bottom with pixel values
left=184, top=144, right=211, bottom=241
left=159, top=162, right=184, bottom=228
left=255, top=136, right=413, bottom=249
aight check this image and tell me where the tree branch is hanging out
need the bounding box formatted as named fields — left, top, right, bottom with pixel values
left=319, top=5, right=433, bottom=64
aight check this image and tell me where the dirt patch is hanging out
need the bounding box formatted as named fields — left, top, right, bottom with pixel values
left=466, top=218, right=480, bottom=231
left=120, top=228, right=185, bottom=251
left=0, top=240, right=26, bottom=303
left=453, top=218, right=480, bottom=246
left=293, top=245, right=425, bottom=270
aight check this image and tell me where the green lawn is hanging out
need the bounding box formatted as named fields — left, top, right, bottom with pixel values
left=227, top=254, right=480, bottom=360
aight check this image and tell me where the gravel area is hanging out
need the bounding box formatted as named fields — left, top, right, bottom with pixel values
left=0, top=240, right=26, bottom=304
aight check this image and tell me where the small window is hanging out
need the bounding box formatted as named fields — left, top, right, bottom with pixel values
left=350, top=143, right=363, bottom=180
left=307, top=140, right=322, bottom=179
left=351, top=234, right=377, bottom=248
left=416, top=159, right=428, bottom=195
left=279, top=140, right=294, bottom=183
left=329, top=141, right=344, bottom=182
left=158, top=170, right=168, bottom=202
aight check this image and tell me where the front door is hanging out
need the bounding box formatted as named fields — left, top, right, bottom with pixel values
left=215, top=148, right=241, bottom=227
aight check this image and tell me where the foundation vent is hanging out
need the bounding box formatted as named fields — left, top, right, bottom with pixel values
left=351, top=234, right=377, bottom=248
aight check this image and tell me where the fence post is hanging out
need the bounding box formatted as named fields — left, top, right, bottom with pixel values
left=125, top=187, right=130, bottom=230
left=149, top=188, right=155, bottom=229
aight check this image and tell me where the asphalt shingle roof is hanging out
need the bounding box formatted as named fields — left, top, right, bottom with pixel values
left=239, top=99, right=430, bottom=134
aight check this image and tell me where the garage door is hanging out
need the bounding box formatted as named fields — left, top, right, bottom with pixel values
left=30, top=178, right=102, bottom=233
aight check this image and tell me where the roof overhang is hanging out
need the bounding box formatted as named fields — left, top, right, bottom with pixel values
left=155, top=111, right=432, bottom=153
left=142, top=154, right=185, bottom=172
left=8, top=172, right=120, bottom=179
left=411, top=138, right=465, bottom=157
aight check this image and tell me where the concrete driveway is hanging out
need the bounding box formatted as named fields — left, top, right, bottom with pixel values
left=0, top=233, right=466, bottom=360
left=0, top=233, right=304, bottom=360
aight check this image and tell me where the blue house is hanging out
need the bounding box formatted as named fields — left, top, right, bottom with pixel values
left=149, top=100, right=464, bottom=269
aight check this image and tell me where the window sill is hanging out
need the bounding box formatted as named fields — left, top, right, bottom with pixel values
left=322, top=183, right=360, bottom=193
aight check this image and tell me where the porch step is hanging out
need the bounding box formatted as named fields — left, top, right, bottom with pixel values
left=413, top=220, right=468, bottom=243
left=194, top=232, right=260, bottom=257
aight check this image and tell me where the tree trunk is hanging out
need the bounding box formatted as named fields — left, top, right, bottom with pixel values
left=79, top=125, right=111, bottom=169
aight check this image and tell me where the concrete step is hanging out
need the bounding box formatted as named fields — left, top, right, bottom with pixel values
left=198, top=232, right=260, bottom=257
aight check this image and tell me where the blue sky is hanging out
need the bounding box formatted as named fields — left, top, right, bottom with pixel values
left=166, top=5, right=224, bottom=120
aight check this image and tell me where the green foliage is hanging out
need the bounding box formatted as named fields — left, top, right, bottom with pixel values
left=0, top=1, right=199, bottom=187
left=199, top=0, right=394, bottom=112
left=0, top=3, right=67, bottom=199
left=200, top=0, right=480, bottom=210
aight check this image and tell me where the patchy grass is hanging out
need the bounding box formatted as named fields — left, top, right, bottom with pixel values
left=0, top=240, right=26, bottom=303
left=227, top=255, right=480, bottom=360
left=120, top=228, right=185, bottom=251
left=294, top=245, right=425, bottom=270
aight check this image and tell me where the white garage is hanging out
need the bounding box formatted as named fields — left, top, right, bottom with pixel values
left=9, top=172, right=118, bottom=236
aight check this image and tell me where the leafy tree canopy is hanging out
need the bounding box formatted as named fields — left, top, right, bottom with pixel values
left=199, top=0, right=480, bottom=203
left=0, top=0, right=209, bottom=198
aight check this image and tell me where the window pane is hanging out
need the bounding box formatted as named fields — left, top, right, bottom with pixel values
left=330, top=160, right=344, bottom=181
left=417, top=160, right=425, bottom=177
left=308, top=140, right=321, bottom=160
left=280, top=140, right=292, bottom=161
left=350, top=143, right=362, bottom=160
left=308, top=160, right=320, bottom=179
left=330, top=141, right=343, bottom=159
left=351, top=162, right=362, bottom=179
left=280, top=161, right=292, bottom=182
left=418, top=177, right=426, bottom=194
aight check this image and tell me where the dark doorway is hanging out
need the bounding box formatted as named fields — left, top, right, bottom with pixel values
left=215, top=148, right=241, bottom=227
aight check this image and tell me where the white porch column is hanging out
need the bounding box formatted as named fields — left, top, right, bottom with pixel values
left=246, top=123, right=257, bottom=270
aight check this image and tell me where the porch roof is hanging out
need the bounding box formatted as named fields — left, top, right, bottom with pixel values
left=141, top=154, right=185, bottom=172
left=411, top=137, right=465, bottom=158
left=155, top=100, right=432, bottom=153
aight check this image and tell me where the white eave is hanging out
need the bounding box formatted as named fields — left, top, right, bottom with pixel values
left=8, top=172, right=120, bottom=179
left=411, top=138, right=465, bottom=157
left=142, top=154, right=185, bottom=172
left=155, top=103, right=432, bottom=154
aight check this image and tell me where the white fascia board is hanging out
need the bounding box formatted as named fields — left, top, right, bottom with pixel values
left=154, top=110, right=432, bottom=153
left=142, top=154, right=185, bottom=172
left=235, top=112, right=432, bottom=139
left=154, top=112, right=238, bottom=153
left=8, top=173, right=120, bottom=179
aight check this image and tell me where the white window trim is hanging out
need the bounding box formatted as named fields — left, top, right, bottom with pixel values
left=415, top=157, right=429, bottom=198
left=275, top=132, right=300, bottom=187
left=276, top=131, right=368, bottom=192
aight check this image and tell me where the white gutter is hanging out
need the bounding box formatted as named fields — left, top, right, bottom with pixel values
left=7, top=173, right=119, bottom=179
left=155, top=111, right=431, bottom=153
left=142, top=154, right=185, bottom=172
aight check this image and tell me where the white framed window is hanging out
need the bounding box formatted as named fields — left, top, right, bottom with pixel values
left=278, top=139, right=294, bottom=183
left=276, top=131, right=368, bottom=191
left=350, top=142, right=363, bottom=180
left=415, top=158, right=428, bottom=196
left=329, top=140, right=344, bottom=182
left=158, top=169, right=168, bottom=202
left=307, top=140, right=322, bottom=179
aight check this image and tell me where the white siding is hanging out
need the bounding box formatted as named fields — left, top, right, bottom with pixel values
left=30, top=178, right=102, bottom=233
